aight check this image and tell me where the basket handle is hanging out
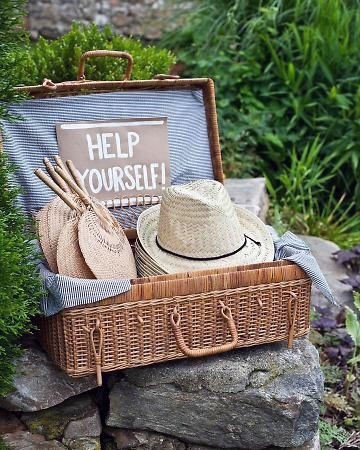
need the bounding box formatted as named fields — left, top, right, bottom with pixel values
left=77, top=50, right=134, bottom=81
left=170, top=301, right=238, bottom=357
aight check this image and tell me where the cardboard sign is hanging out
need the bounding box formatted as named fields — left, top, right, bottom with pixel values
left=56, top=117, right=170, bottom=205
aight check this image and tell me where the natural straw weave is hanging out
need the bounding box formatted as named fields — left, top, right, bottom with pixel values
left=25, top=51, right=312, bottom=385
left=78, top=209, right=137, bottom=279
left=135, top=239, right=166, bottom=277
left=136, top=180, right=275, bottom=274
left=57, top=218, right=94, bottom=279
left=38, top=260, right=311, bottom=385
left=37, top=197, right=73, bottom=272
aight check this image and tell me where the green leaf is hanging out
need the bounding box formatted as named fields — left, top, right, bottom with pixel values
left=264, top=133, right=284, bottom=148
left=345, top=306, right=360, bottom=347
left=348, top=354, right=360, bottom=365
left=354, top=293, right=360, bottom=312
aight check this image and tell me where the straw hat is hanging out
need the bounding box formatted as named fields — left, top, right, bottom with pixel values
left=136, top=180, right=274, bottom=274
left=135, top=239, right=166, bottom=277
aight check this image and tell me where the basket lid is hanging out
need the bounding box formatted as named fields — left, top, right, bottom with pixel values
left=1, top=79, right=222, bottom=225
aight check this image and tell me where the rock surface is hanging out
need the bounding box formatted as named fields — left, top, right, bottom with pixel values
left=104, top=428, right=187, bottom=449
left=27, top=0, right=189, bottom=40
left=27, top=0, right=96, bottom=39
left=62, top=437, right=101, bottom=450
left=2, top=430, right=66, bottom=449
left=107, top=338, right=323, bottom=449
left=299, top=235, right=354, bottom=311
left=0, top=345, right=97, bottom=412
left=225, top=177, right=268, bottom=222
left=21, top=393, right=101, bottom=440
left=0, top=409, right=26, bottom=434
left=103, top=428, right=321, bottom=450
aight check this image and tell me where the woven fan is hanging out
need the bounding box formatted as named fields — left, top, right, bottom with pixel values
left=57, top=218, right=94, bottom=278
left=35, top=164, right=94, bottom=278
left=37, top=197, right=73, bottom=272
left=53, top=161, right=137, bottom=280
left=35, top=159, right=86, bottom=273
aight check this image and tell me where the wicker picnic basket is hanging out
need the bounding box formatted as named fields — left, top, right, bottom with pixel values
left=11, top=51, right=311, bottom=385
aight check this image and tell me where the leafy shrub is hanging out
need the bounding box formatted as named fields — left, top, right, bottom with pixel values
left=0, top=2, right=42, bottom=397
left=266, top=138, right=360, bottom=248
left=0, top=158, right=42, bottom=398
left=14, top=23, right=176, bottom=85
left=319, top=419, right=349, bottom=449
left=163, top=0, right=360, bottom=211
left=0, top=0, right=27, bottom=121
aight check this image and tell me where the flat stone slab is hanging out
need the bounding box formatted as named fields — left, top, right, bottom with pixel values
left=21, top=393, right=101, bottom=442
left=2, top=430, right=67, bottom=449
left=107, top=338, right=323, bottom=449
left=103, top=428, right=320, bottom=450
left=0, top=345, right=97, bottom=412
left=224, top=178, right=268, bottom=222
left=299, top=235, right=353, bottom=311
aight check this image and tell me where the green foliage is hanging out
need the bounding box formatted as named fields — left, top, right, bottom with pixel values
left=321, top=363, right=344, bottom=385
left=164, top=0, right=360, bottom=220
left=345, top=293, right=360, bottom=366
left=0, top=0, right=28, bottom=121
left=0, top=1, right=42, bottom=397
left=0, top=155, right=42, bottom=397
left=266, top=138, right=360, bottom=247
left=346, top=294, right=360, bottom=346
left=319, top=419, right=349, bottom=449
left=14, top=23, right=176, bottom=85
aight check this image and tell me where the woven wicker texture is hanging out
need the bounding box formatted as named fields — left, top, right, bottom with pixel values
left=78, top=209, right=137, bottom=279
left=38, top=261, right=311, bottom=381
left=101, top=260, right=309, bottom=305
left=57, top=217, right=95, bottom=278
left=25, top=57, right=310, bottom=384
left=37, top=197, right=74, bottom=272
left=137, top=180, right=274, bottom=274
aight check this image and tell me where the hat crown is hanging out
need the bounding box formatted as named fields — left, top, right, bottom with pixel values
left=157, top=180, right=245, bottom=259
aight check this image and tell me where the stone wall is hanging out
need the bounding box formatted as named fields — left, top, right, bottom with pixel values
left=26, top=0, right=186, bottom=40
left=0, top=339, right=323, bottom=450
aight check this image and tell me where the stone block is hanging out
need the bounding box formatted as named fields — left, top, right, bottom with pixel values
left=224, top=178, right=269, bottom=222
left=62, top=437, right=101, bottom=450
left=299, top=235, right=354, bottom=311
left=0, top=345, right=97, bottom=412
left=106, top=339, right=323, bottom=449
left=21, top=393, right=101, bottom=441
left=2, top=430, right=66, bottom=449
left=103, top=428, right=320, bottom=450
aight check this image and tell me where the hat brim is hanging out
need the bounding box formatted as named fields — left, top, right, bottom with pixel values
left=137, top=204, right=275, bottom=274
left=135, top=240, right=166, bottom=276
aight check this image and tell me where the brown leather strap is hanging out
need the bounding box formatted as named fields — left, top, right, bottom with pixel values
left=77, top=50, right=134, bottom=81
left=170, top=301, right=238, bottom=357
left=42, top=78, right=57, bottom=90
left=83, top=318, right=104, bottom=386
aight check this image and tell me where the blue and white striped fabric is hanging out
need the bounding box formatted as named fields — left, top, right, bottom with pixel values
left=1, top=89, right=215, bottom=215
left=269, top=228, right=338, bottom=306
left=39, top=263, right=131, bottom=316
left=2, top=90, right=336, bottom=313
left=39, top=229, right=336, bottom=316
